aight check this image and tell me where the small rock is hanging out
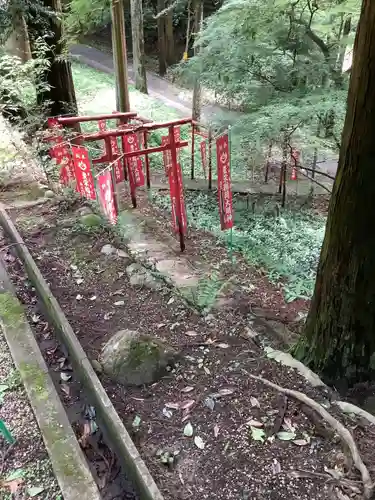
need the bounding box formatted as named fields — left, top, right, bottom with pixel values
left=126, top=264, right=162, bottom=290
left=100, top=329, right=179, bottom=386
left=77, top=205, right=92, bottom=216
left=91, top=359, right=103, bottom=374
left=116, top=249, right=129, bottom=258
left=101, top=244, right=116, bottom=255
left=44, top=190, right=55, bottom=199
left=204, top=314, right=216, bottom=323
left=80, top=213, right=103, bottom=228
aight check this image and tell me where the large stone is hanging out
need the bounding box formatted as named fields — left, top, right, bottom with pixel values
left=100, top=330, right=178, bottom=386
left=80, top=213, right=103, bottom=228
left=126, top=263, right=162, bottom=290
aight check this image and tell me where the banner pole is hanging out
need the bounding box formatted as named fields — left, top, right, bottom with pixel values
left=228, top=124, right=234, bottom=263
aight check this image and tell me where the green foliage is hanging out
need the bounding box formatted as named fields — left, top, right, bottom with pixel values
left=153, top=190, right=325, bottom=301
left=0, top=38, right=51, bottom=132
left=65, top=0, right=111, bottom=41
left=191, top=271, right=229, bottom=310
left=177, top=0, right=360, bottom=167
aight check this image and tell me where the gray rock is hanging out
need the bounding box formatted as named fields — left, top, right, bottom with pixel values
left=80, top=213, right=103, bottom=228
left=77, top=206, right=93, bottom=216
left=126, top=263, right=162, bottom=290
left=44, top=190, right=55, bottom=199
left=116, top=249, right=129, bottom=258
left=100, top=329, right=178, bottom=386
left=91, top=359, right=103, bottom=374
left=101, top=244, right=116, bottom=255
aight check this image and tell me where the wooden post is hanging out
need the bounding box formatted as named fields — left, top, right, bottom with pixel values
left=208, top=126, right=212, bottom=190
left=191, top=122, right=195, bottom=179
left=111, top=0, right=130, bottom=112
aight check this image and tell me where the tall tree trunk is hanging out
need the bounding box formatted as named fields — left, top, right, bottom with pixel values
left=293, top=0, right=375, bottom=387
left=165, top=11, right=175, bottom=65
left=5, top=12, right=32, bottom=63
left=191, top=0, right=203, bottom=121
left=157, top=0, right=167, bottom=76
left=29, top=0, right=77, bottom=116
left=130, top=0, right=148, bottom=93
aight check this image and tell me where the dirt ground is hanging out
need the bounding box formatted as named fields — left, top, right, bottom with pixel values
left=2, top=198, right=374, bottom=500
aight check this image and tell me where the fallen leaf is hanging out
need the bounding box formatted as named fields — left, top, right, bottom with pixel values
left=167, top=297, right=175, bottom=305
left=163, top=408, right=173, bottom=418
left=282, top=418, right=296, bottom=433
left=114, top=301, right=125, bottom=306
left=157, top=323, right=166, bottom=329
left=272, top=459, right=281, bottom=475
left=250, top=397, right=260, bottom=408
left=132, top=415, right=141, bottom=428
left=246, top=419, right=263, bottom=428
left=165, top=402, right=180, bottom=410
left=250, top=426, right=266, bottom=443
left=4, top=478, right=24, bottom=493
left=27, top=486, right=45, bottom=497
left=5, top=469, right=25, bottom=482
left=89, top=296, right=97, bottom=301
left=76, top=294, right=83, bottom=301
left=216, top=343, right=230, bottom=349
left=70, top=265, right=78, bottom=271
left=213, top=424, right=220, bottom=438
left=31, top=314, right=40, bottom=324
left=60, top=372, right=71, bottom=382
left=183, top=422, right=194, bottom=437
left=203, top=366, right=211, bottom=375
left=181, top=413, right=191, bottom=422
left=180, top=400, right=195, bottom=411
left=60, top=384, right=70, bottom=397
left=194, top=436, right=205, bottom=449
left=204, top=397, right=215, bottom=410
left=185, top=331, right=197, bottom=337
left=293, top=439, right=309, bottom=446
left=217, top=388, right=235, bottom=397
left=181, top=386, right=194, bottom=393
left=76, top=279, right=84, bottom=285
left=276, top=431, right=296, bottom=441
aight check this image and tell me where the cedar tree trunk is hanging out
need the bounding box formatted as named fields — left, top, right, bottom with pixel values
left=294, top=0, right=375, bottom=386
left=130, top=0, right=148, bottom=93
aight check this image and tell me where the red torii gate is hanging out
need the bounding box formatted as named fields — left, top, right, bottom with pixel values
left=50, top=113, right=192, bottom=251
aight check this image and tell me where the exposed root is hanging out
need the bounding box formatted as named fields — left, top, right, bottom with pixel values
left=246, top=372, right=374, bottom=500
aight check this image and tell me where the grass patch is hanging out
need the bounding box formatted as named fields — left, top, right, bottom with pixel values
left=153, top=190, right=325, bottom=301
left=72, top=62, right=212, bottom=179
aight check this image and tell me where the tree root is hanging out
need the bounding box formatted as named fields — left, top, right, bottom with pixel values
left=246, top=373, right=374, bottom=500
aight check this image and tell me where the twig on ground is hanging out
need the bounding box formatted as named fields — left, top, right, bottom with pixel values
left=244, top=372, right=374, bottom=499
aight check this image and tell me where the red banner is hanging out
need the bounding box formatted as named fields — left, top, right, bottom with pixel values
left=98, top=170, right=118, bottom=225
left=162, top=136, right=171, bottom=176
left=71, top=146, right=96, bottom=200
left=123, top=133, right=145, bottom=187
left=168, top=163, right=187, bottom=235
left=51, top=141, right=75, bottom=186
left=110, top=136, right=125, bottom=183
left=200, top=140, right=207, bottom=179
left=216, top=134, right=234, bottom=230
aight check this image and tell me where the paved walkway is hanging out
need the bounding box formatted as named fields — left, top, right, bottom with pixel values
left=70, top=44, right=339, bottom=178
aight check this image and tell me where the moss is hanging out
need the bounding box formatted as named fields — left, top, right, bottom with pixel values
left=80, top=213, right=103, bottom=228
left=19, top=362, right=49, bottom=401
left=0, top=292, right=25, bottom=327
left=127, top=338, right=161, bottom=369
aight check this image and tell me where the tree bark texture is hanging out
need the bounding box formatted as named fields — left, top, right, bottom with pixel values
left=29, top=0, right=77, bottom=116
left=191, top=0, right=203, bottom=122
left=294, top=0, right=375, bottom=385
left=165, top=11, right=175, bottom=65
left=157, top=0, right=167, bottom=76
left=130, top=0, right=148, bottom=93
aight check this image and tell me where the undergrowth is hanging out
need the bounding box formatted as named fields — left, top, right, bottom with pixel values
left=153, top=191, right=326, bottom=301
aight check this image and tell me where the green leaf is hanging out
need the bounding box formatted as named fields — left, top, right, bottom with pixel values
left=183, top=422, right=194, bottom=437
left=276, top=431, right=296, bottom=441
left=5, top=469, right=25, bottom=481
left=27, top=486, right=45, bottom=497
left=0, top=384, right=9, bottom=393
left=132, top=415, right=141, bottom=428
left=250, top=426, right=265, bottom=443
